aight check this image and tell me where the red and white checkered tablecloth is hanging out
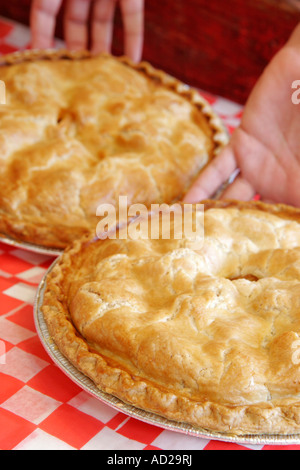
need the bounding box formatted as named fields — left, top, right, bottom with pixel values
left=0, top=15, right=297, bottom=452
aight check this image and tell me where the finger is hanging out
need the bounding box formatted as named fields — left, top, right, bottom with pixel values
left=91, top=0, right=117, bottom=54
left=64, top=0, right=92, bottom=51
left=220, top=175, right=256, bottom=201
left=183, top=145, right=237, bottom=203
left=120, top=0, right=144, bottom=62
left=30, top=0, right=63, bottom=49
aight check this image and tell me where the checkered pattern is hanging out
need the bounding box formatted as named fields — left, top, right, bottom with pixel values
left=0, top=15, right=298, bottom=451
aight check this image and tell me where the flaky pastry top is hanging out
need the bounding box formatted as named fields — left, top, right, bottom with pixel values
left=42, top=201, right=300, bottom=436
left=0, top=51, right=227, bottom=248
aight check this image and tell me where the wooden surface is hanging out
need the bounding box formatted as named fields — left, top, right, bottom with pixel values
left=140, top=0, right=300, bottom=103
left=0, top=0, right=299, bottom=103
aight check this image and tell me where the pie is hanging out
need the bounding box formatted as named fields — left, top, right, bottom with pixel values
left=0, top=49, right=228, bottom=250
left=41, top=199, right=300, bottom=436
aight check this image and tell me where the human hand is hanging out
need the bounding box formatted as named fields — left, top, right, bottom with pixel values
left=30, top=0, right=144, bottom=62
left=184, top=23, right=300, bottom=207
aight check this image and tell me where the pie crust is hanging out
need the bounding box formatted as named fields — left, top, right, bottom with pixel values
left=0, top=49, right=228, bottom=250
left=42, top=199, right=300, bottom=436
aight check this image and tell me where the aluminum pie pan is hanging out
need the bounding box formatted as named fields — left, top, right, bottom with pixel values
left=34, top=258, right=300, bottom=447
left=0, top=232, right=62, bottom=257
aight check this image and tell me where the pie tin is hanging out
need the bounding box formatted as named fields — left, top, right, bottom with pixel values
left=34, top=258, right=300, bottom=447
left=0, top=233, right=62, bottom=257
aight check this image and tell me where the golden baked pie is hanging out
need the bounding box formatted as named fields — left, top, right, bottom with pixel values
left=0, top=50, right=228, bottom=250
left=42, top=199, right=300, bottom=436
